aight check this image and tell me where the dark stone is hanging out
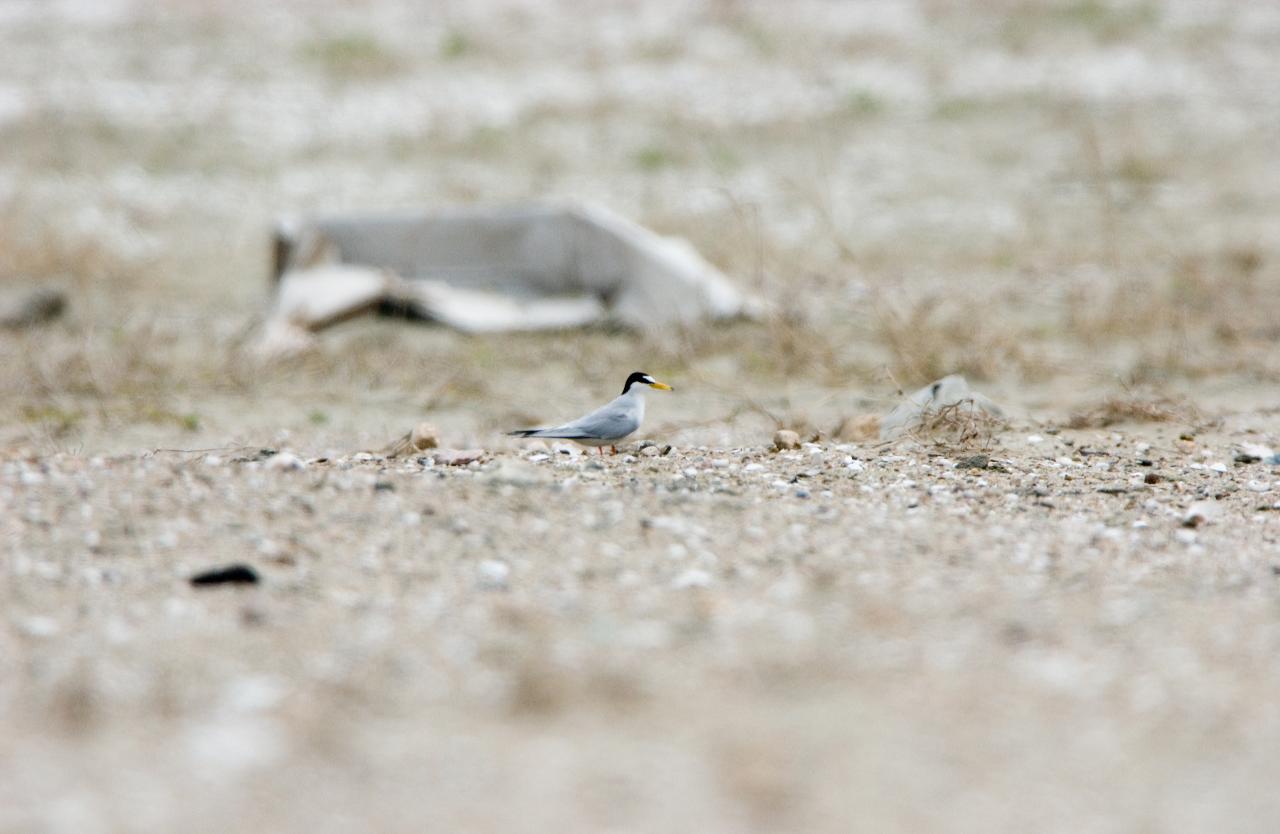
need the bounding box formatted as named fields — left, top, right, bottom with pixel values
left=190, top=564, right=260, bottom=587
left=0, top=288, right=66, bottom=329
left=1001, top=622, right=1032, bottom=644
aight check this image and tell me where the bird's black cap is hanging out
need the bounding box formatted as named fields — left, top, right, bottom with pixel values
left=622, top=371, right=655, bottom=393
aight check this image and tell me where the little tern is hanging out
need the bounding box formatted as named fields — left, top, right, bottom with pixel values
left=509, top=371, right=673, bottom=455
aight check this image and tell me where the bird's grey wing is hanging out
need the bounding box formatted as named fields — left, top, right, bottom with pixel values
left=561, top=405, right=639, bottom=440
left=509, top=406, right=606, bottom=438
left=511, top=395, right=637, bottom=439
left=510, top=405, right=618, bottom=438
left=513, top=423, right=596, bottom=439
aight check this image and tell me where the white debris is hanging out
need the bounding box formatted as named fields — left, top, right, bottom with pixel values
left=260, top=202, right=761, bottom=349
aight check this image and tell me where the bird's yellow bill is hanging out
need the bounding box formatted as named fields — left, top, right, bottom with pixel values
left=650, top=381, right=673, bottom=391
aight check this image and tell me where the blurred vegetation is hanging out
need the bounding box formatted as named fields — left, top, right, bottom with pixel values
left=1, top=0, right=1278, bottom=452
left=300, top=32, right=406, bottom=79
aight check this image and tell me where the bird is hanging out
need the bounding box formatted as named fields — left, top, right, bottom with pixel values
left=508, top=371, right=673, bottom=455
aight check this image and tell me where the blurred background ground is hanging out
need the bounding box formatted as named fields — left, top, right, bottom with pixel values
left=2, top=1, right=1280, bottom=832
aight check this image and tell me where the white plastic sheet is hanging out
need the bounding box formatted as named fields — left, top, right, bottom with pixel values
left=259, top=202, right=759, bottom=354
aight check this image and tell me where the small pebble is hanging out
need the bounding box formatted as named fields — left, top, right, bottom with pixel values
left=411, top=423, right=440, bottom=450
left=432, top=449, right=484, bottom=466
left=1181, top=501, right=1217, bottom=528
left=266, top=452, right=306, bottom=471
left=19, top=616, right=60, bottom=638
left=672, top=568, right=712, bottom=589
left=773, top=430, right=801, bottom=451
left=477, top=560, right=510, bottom=590
left=483, top=459, right=549, bottom=487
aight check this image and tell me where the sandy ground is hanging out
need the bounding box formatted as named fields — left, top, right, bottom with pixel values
left=4, top=1, right=1280, bottom=832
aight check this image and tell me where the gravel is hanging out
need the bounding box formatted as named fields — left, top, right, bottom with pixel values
left=6, top=422, right=1280, bottom=832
